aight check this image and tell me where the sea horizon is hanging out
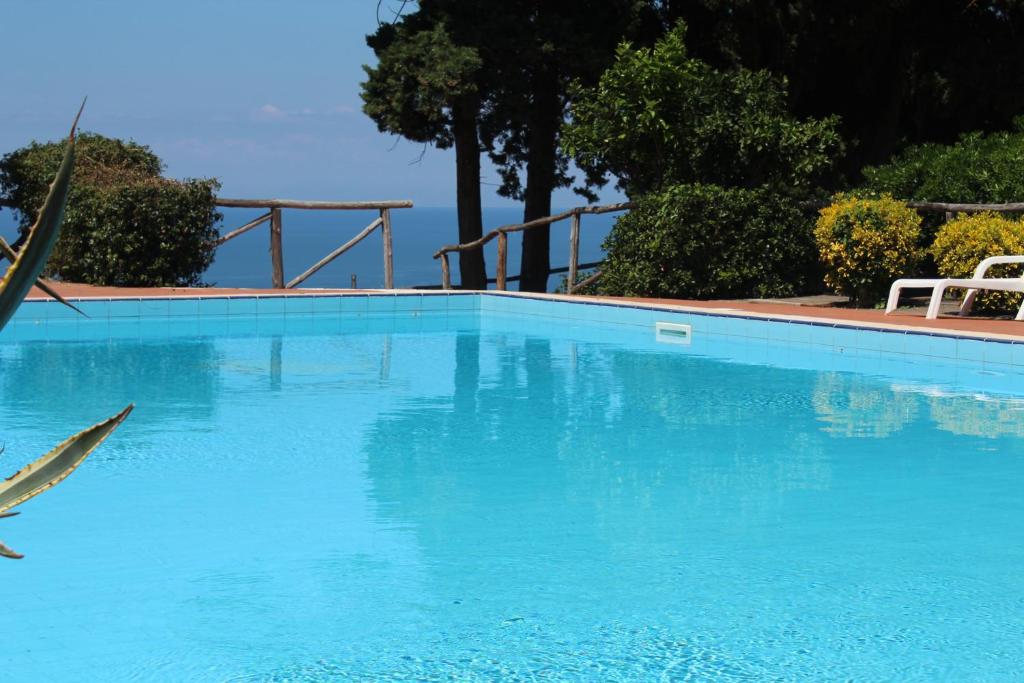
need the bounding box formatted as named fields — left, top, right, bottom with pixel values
left=0, top=205, right=618, bottom=291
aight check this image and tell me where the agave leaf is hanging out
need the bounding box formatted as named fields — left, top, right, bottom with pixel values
left=0, top=539, right=23, bottom=560
left=0, top=100, right=85, bottom=331
left=0, top=404, right=133, bottom=515
left=0, top=237, right=86, bottom=317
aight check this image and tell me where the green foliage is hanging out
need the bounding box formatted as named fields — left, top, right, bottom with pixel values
left=562, top=23, right=843, bottom=197
left=930, top=212, right=1024, bottom=314
left=814, top=195, right=922, bottom=307
left=0, top=133, right=220, bottom=287
left=659, top=3, right=1024, bottom=176
left=599, top=183, right=818, bottom=299
left=361, top=22, right=482, bottom=148
left=861, top=119, right=1024, bottom=203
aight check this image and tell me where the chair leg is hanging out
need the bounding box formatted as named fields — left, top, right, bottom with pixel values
left=1016, top=298, right=1024, bottom=321
left=926, top=286, right=945, bottom=319
left=959, top=289, right=979, bottom=316
left=885, top=285, right=903, bottom=314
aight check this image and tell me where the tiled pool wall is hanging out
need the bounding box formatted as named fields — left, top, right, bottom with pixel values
left=4, top=291, right=1024, bottom=372
left=479, top=294, right=1024, bottom=370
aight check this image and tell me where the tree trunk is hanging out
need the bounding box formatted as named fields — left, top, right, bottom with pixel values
left=518, top=68, right=560, bottom=293
left=453, top=94, right=487, bottom=290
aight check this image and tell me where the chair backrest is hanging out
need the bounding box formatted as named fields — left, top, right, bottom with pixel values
left=972, top=255, right=1024, bottom=280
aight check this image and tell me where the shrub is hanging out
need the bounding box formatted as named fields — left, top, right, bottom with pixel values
left=0, top=133, right=220, bottom=286
left=930, top=211, right=1024, bottom=314
left=814, top=195, right=922, bottom=307
left=599, top=183, right=819, bottom=299
left=555, top=268, right=600, bottom=296
left=861, top=118, right=1024, bottom=203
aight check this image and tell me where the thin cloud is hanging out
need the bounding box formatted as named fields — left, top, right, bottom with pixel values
left=251, top=104, right=353, bottom=121
left=253, top=104, right=288, bottom=122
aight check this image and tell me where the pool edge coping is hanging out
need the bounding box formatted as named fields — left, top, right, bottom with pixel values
left=21, top=288, right=1024, bottom=344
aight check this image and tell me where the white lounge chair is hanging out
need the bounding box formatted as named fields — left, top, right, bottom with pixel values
left=885, top=255, right=1024, bottom=320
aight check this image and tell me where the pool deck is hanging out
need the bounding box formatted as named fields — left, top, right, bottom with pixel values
left=25, top=282, right=1024, bottom=341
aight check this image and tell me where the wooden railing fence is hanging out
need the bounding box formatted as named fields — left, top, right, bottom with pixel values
left=0, top=196, right=414, bottom=289
left=430, top=199, right=1024, bottom=293
left=432, top=202, right=634, bottom=293
left=6, top=196, right=1024, bottom=291
left=213, top=198, right=412, bottom=288
left=905, top=201, right=1024, bottom=215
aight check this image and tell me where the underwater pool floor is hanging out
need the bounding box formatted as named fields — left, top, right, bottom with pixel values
left=2, top=302, right=1023, bottom=681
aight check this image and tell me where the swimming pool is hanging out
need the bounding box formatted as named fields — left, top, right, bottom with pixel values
left=2, top=293, right=1023, bottom=680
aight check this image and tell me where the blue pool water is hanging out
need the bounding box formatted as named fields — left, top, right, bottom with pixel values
left=1, top=296, right=1023, bottom=681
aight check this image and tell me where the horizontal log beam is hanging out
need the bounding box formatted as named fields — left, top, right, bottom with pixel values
left=216, top=198, right=413, bottom=210
left=905, top=201, right=1024, bottom=213
left=286, top=216, right=384, bottom=288
left=433, top=202, right=635, bottom=259
left=435, top=229, right=502, bottom=258
left=485, top=261, right=602, bottom=285
left=493, top=202, right=636, bottom=235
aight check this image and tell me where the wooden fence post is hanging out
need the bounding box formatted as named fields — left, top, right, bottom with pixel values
left=270, top=208, right=284, bottom=288
left=440, top=252, right=451, bottom=290
left=567, top=209, right=581, bottom=293
left=381, top=208, right=394, bottom=289
left=496, top=232, right=508, bottom=290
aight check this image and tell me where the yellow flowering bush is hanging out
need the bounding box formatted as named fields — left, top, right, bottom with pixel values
left=814, top=195, right=922, bottom=307
left=929, top=394, right=1024, bottom=438
left=930, top=211, right=1024, bottom=314
left=812, top=373, right=918, bottom=438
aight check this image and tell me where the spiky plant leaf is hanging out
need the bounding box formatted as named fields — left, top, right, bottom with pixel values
left=0, top=539, right=22, bottom=559
left=0, top=237, right=85, bottom=317
left=0, top=404, right=133, bottom=516
left=0, top=100, right=84, bottom=331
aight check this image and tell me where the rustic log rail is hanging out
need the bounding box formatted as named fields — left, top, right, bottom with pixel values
left=214, top=198, right=412, bottom=288
left=5, top=195, right=1022, bottom=291
left=905, top=201, right=1024, bottom=213
left=432, top=201, right=635, bottom=293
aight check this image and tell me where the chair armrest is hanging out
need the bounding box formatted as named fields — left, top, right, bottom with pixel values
left=972, top=255, right=1024, bottom=279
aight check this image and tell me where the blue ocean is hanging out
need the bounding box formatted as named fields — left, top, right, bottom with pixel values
left=0, top=206, right=617, bottom=291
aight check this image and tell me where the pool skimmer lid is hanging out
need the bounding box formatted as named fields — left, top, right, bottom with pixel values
left=655, top=321, right=692, bottom=345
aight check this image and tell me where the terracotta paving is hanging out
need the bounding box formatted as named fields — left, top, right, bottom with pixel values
left=592, top=295, right=1024, bottom=339
left=23, top=282, right=1024, bottom=341
left=26, top=283, right=355, bottom=298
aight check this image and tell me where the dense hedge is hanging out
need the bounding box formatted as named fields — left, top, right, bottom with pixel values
left=931, top=212, right=1024, bottom=314
left=814, top=195, right=922, bottom=307
left=861, top=118, right=1024, bottom=203
left=0, top=133, right=220, bottom=287
left=599, top=183, right=818, bottom=299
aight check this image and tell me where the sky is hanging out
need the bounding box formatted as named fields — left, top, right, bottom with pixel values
left=0, top=0, right=620, bottom=208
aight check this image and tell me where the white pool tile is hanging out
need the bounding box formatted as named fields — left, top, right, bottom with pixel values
left=228, top=297, right=258, bottom=316
left=197, top=298, right=230, bottom=316
left=256, top=297, right=286, bottom=316
left=168, top=298, right=200, bottom=317
left=139, top=298, right=170, bottom=318
left=340, top=295, right=369, bottom=315
left=284, top=296, right=314, bottom=314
